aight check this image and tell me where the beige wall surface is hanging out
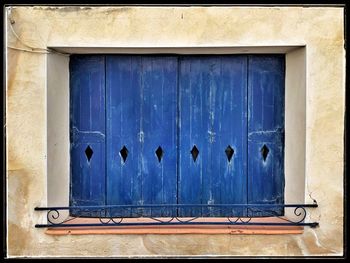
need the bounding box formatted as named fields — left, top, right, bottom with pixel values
left=5, top=6, right=345, bottom=257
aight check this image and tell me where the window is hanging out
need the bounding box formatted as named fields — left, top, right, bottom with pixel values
left=69, top=54, right=285, bottom=218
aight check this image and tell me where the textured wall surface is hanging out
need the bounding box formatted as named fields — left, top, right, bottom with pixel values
left=5, top=6, right=345, bottom=257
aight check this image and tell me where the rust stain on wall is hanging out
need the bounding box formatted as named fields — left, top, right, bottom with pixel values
left=8, top=223, right=31, bottom=256
left=8, top=170, right=30, bottom=203
left=7, top=170, right=34, bottom=256
left=285, top=238, right=303, bottom=255
left=6, top=50, right=20, bottom=97
left=302, top=230, right=340, bottom=255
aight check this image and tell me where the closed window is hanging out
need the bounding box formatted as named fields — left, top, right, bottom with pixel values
left=69, top=54, right=285, bottom=218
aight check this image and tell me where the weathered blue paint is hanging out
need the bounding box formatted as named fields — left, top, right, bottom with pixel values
left=106, top=56, right=177, bottom=217
left=70, top=55, right=106, bottom=217
left=214, top=56, right=248, bottom=217
left=106, top=56, right=142, bottom=217
left=179, top=56, right=248, bottom=217
left=140, top=57, right=178, bottom=217
left=70, top=54, right=285, bottom=218
left=247, top=55, right=285, bottom=216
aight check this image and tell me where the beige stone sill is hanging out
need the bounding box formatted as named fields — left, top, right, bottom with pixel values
left=45, top=217, right=303, bottom=235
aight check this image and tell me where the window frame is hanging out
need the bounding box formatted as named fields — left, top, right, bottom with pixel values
left=45, top=46, right=309, bottom=234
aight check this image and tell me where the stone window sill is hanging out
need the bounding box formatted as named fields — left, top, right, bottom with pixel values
left=45, top=217, right=304, bottom=235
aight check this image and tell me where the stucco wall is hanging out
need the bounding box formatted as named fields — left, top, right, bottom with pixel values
left=5, top=6, right=345, bottom=257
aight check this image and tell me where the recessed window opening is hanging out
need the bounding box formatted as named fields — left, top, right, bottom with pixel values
left=69, top=54, right=285, bottom=218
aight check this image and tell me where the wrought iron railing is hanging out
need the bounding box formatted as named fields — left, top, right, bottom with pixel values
left=34, top=202, right=319, bottom=228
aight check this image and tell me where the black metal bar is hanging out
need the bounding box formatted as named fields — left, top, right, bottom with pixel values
left=34, top=203, right=318, bottom=211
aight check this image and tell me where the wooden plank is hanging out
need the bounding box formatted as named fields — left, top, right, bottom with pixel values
left=211, top=56, right=248, bottom=217
left=141, top=56, right=178, bottom=217
left=106, top=56, right=143, bottom=217
left=247, top=55, right=285, bottom=217
left=179, top=56, right=248, bottom=217
left=106, top=56, right=178, bottom=217
left=69, top=55, right=106, bottom=217
left=178, top=57, right=207, bottom=217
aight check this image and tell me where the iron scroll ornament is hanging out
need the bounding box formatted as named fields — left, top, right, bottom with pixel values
left=35, top=202, right=319, bottom=228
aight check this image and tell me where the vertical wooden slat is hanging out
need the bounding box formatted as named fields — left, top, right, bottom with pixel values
left=212, top=56, right=248, bottom=217
left=247, top=55, right=285, bottom=217
left=199, top=57, right=214, bottom=217
left=106, top=56, right=177, bottom=217
left=70, top=55, right=106, bottom=217
left=141, top=56, right=178, bottom=217
left=106, top=56, right=142, bottom=217
left=179, top=57, right=206, bottom=217
left=179, top=56, right=247, bottom=217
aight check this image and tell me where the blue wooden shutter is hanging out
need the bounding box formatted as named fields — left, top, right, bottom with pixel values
left=70, top=54, right=285, bottom=218
left=140, top=57, right=178, bottom=217
left=247, top=55, right=285, bottom=216
left=70, top=55, right=106, bottom=216
left=106, top=56, right=142, bottom=217
left=178, top=56, right=248, bottom=217
left=106, top=56, right=178, bottom=217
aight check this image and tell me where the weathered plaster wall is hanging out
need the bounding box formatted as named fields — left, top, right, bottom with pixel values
left=6, top=6, right=345, bottom=257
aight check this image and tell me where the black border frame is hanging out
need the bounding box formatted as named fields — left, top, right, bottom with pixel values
left=2, top=2, right=348, bottom=260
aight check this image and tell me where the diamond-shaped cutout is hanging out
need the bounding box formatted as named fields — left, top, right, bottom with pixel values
left=85, top=145, right=93, bottom=162
left=119, top=146, right=128, bottom=163
left=190, top=145, right=199, bottom=162
left=261, top=144, right=269, bottom=162
left=225, top=145, right=234, bottom=162
left=155, top=146, right=163, bottom=162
